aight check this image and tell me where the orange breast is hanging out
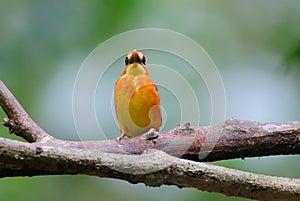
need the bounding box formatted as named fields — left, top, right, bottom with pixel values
left=114, top=74, right=162, bottom=137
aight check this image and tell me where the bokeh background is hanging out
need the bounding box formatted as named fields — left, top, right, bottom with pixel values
left=1, top=0, right=300, bottom=200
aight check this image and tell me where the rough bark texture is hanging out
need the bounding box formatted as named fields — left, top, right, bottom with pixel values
left=0, top=80, right=300, bottom=200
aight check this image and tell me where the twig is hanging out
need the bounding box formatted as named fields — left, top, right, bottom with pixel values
left=0, top=80, right=50, bottom=142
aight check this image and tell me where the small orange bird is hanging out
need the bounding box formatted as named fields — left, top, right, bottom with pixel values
left=114, top=50, right=162, bottom=141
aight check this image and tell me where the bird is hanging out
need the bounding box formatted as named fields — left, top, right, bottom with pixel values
left=114, top=50, right=162, bottom=141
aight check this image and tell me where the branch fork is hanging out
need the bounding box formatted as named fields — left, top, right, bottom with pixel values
left=0, top=80, right=300, bottom=200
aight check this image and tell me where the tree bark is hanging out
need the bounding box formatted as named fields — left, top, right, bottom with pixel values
left=0, top=80, right=300, bottom=200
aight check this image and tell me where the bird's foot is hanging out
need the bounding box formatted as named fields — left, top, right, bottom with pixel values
left=145, top=128, right=159, bottom=140
left=116, top=133, right=126, bottom=142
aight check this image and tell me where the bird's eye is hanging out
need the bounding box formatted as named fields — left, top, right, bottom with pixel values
left=125, top=57, right=129, bottom=65
left=142, top=56, right=146, bottom=65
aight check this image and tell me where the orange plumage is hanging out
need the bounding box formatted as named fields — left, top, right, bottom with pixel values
left=114, top=50, right=162, bottom=141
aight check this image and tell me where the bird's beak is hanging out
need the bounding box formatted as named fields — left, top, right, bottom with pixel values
left=129, top=50, right=140, bottom=64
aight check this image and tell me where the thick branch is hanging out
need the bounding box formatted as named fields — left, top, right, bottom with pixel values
left=1, top=80, right=300, bottom=162
left=110, top=120, right=300, bottom=162
left=1, top=80, right=300, bottom=200
left=0, top=138, right=299, bottom=200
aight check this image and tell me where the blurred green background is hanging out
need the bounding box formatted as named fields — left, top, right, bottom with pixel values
left=1, top=0, right=300, bottom=200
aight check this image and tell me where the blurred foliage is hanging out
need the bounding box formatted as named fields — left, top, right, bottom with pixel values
left=1, top=0, right=300, bottom=201
left=284, top=40, right=300, bottom=71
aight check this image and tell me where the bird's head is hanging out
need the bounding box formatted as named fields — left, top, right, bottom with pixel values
left=125, top=50, right=146, bottom=65
left=121, top=50, right=148, bottom=76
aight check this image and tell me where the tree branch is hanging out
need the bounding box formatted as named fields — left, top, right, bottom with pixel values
left=0, top=81, right=50, bottom=142
left=0, top=80, right=300, bottom=200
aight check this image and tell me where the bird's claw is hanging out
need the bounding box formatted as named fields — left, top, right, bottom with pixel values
left=145, top=128, right=159, bottom=140
left=116, top=133, right=126, bottom=142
